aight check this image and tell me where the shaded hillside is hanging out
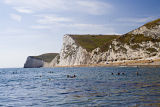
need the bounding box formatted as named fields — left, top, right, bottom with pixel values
left=70, top=35, right=120, bottom=52
left=31, top=53, right=59, bottom=62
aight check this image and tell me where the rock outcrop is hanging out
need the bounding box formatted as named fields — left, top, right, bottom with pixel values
left=51, top=18, right=160, bottom=66
left=24, top=53, right=59, bottom=68
left=58, top=35, right=91, bottom=66
left=24, top=56, right=44, bottom=68
left=24, top=18, right=160, bottom=67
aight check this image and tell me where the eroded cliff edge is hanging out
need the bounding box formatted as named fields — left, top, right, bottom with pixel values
left=24, top=18, right=160, bottom=68
left=24, top=53, right=59, bottom=68
left=24, top=56, right=44, bottom=68
left=48, top=18, right=160, bottom=67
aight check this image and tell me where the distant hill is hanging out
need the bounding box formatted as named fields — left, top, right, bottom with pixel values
left=31, top=53, right=59, bottom=63
left=24, top=53, right=59, bottom=68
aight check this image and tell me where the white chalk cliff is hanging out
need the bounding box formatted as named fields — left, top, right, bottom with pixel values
left=24, top=53, right=58, bottom=68
left=46, top=19, right=160, bottom=67
left=24, top=18, right=160, bottom=67
left=24, top=56, right=44, bottom=68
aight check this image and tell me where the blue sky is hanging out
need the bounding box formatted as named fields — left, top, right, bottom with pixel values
left=0, top=0, right=160, bottom=68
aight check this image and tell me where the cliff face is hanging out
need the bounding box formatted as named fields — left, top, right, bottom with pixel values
left=24, top=53, right=59, bottom=68
left=24, top=56, right=44, bottom=68
left=91, top=19, right=160, bottom=63
left=24, top=18, right=160, bottom=67
left=58, top=35, right=91, bottom=66
left=48, top=18, right=160, bottom=66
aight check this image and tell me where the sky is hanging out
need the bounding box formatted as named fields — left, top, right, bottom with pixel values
left=0, top=0, right=160, bottom=68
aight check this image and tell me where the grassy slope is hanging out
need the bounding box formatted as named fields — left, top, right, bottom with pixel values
left=31, top=53, right=59, bottom=62
left=70, top=35, right=120, bottom=52
left=144, top=18, right=160, bottom=29
left=118, top=33, right=160, bottom=45
left=115, top=18, right=160, bottom=51
left=117, top=18, right=160, bottom=44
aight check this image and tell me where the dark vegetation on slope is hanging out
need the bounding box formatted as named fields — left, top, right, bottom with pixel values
left=70, top=35, right=120, bottom=52
left=144, top=18, right=160, bottom=29
left=69, top=19, right=160, bottom=52
left=101, top=19, right=160, bottom=52
left=31, top=53, right=59, bottom=62
left=118, top=34, right=160, bottom=45
left=146, top=48, right=158, bottom=53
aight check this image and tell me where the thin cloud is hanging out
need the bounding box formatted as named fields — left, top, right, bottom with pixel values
left=4, top=0, right=113, bottom=15
left=14, top=7, right=33, bottom=14
left=117, top=17, right=154, bottom=23
left=31, top=22, right=117, bottom=34
left=65, top=23, right=116, bottom=34
left=10, top=13, right=22, bottom=22
left=36, top=15, right=73, bottom=24
left=77, top=1, right=112, bottom=15
left=31, top=25, right=51, bottom=29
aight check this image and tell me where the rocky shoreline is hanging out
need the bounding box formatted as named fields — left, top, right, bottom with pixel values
left=52, top=59, right=160, bottom=68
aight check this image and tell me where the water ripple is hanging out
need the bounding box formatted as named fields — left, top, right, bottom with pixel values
left=0, top=67, right=159, bottom=106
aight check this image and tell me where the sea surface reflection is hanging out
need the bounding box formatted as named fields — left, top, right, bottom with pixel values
left=0, top=67, right=160, bottom=106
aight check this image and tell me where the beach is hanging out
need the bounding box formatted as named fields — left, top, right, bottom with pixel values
left=54, top=59, right=160, bottom=68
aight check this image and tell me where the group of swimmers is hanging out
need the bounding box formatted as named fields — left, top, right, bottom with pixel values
left=67, top=75, right=77, bottom=78
left=67, top=72, right=140, bottom=78
left=111, top=72, right=139, bottom=76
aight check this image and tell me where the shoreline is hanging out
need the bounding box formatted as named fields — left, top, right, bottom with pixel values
left=54, top=59, right=160, bottom=68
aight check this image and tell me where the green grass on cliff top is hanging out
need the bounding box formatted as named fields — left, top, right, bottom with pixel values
left=31, top=53, right=59, bottom=62
left=69, top=19, right=160, bottom=52
left=70, top=35, right=120, bottom=52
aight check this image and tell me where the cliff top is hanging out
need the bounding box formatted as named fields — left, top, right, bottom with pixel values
left=117, top=18, right=160, bottom=45
left=69, top=18, right=160, bottom=52
left=70, top=34, right=120, bottom=52
left=144, top=18, right=160, bottom=29
left=31, top=53, right=59, bottom=62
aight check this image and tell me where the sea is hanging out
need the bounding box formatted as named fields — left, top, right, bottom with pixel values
left=0, top=67, right=160, bottom=107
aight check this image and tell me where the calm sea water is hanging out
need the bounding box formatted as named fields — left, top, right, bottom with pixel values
left=0, top=67, right=160, bottom=107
